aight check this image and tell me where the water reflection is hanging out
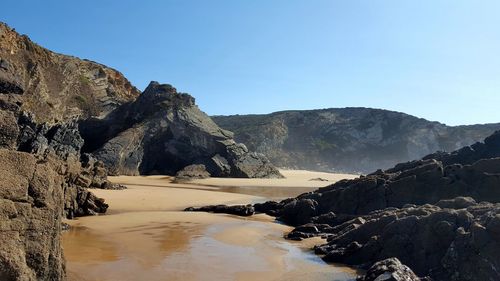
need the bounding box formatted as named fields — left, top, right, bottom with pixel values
left=63, top=217, right=357, bottom=281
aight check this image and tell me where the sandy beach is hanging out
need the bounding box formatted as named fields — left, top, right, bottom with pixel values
left=63, top=170, right=359, bottom=281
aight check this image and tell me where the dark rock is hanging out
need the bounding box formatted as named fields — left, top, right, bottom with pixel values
left=286, top=223, right=321, bottom=240
left=279, top=198, right=319, bottom=226
left=16, top=113, right=84, bottom=160
left=82, top=81, right=283, bottom=179
left=175, top=164, right=211, bottom=181
left=185, top=204, right=255, bottom=217
left=247, top=131, right=500, bottom=281
left=0, top=58, right=24, bottom=95
left=254, top=200, right=282, bottom=216
left=436, top=197, right=477, bottom=209
left=424, top=131, right=500, bottom=167
left=273, top=136, right=500, bottom=228
left=309, top=177, right=329, bottom=181
left=357, top=258, right=421, bottom=281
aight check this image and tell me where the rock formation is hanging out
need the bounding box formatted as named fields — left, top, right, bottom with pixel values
left=0, top=148, right=110, bottom=281
left=0, top=23, right=139, bottom=124
left=213, top=108, right=500, bottom=173
left=79, top=81, right=283, bottom=178
left=0, top=150, right=65, bottom=281
left=1, top=22, right=278, bottom=180
left=175, top=164, right=211, bottom=181
left=185, top=204, right=255, bottom=217
left=0, top=21, right=282, bottom=280
left=357, top=258, right=421, bottom=281
left=189, top=131, right=500, bottom=281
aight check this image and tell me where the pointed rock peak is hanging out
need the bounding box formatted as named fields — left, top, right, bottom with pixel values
left=141, top=81, right=195, bottom=107
left=143, top=81, right=177, bottom=95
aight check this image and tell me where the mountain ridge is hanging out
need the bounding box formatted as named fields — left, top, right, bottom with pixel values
left=213, top=107, right=500, bottom=173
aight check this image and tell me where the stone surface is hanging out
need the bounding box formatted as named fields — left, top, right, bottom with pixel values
left=0, top=150, right=64, bottom=281
left=82, top=81, right=283, bottom=179
left=357, top=258, right=421, bottom=281
left=213, top=109, right=500, bottom=173
left=313, top=202, right=500, bottom=281
left=185, top=204, right=255, bottom=217
left=0, top=22, right=139, bottom=123
left=175, top=164, right=211, bottom=181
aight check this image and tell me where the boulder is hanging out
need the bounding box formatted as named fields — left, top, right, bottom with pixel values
left=357, top=258, right=421, bottom=281
left=279, top=198, right=319, bottom=226
left=185, top=204, right=255, bottom=217
left=175, top=164, right=211, bottom=181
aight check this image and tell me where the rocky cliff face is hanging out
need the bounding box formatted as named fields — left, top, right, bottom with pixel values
left=0, top=22, right=139, bottom=124
left=1, top=22, right=282, bottom=281
left=0, top=150, right=65, bottom=281
left=79, top=82, right=282, bottom=178
left=0, top=21, right=281, bottom=180
left=213, top=108, right=500, bottom=173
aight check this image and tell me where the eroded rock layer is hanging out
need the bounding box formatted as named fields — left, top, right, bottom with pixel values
left=80, top=81, right=283, bottom=178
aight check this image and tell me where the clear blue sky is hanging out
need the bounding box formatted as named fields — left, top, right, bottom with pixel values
left=2, top=1, right=500, bottom=125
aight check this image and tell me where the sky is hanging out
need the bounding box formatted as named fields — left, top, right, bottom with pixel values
left=2, top=0, right=500, bottom=125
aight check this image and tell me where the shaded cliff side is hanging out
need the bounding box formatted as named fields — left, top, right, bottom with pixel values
left=213, top=108, right=500, bottom=173
left=80, top=82, right=283, bottom=178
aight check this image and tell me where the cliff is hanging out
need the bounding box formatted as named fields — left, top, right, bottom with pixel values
left=0, top=21, right=281, bottom=280
left=213, top=108, right=500, bottom=173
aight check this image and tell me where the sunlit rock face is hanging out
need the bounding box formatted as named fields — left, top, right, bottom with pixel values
left=81, top=81, right=283, bottom=178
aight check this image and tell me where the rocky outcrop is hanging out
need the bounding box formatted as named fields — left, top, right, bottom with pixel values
left=357, top=258, right=421, bottom=281
left=0, top=150, right=65, bottom=280
left=213, top=108, right=500, bottom=173
left=255, top=132, right=500, bottom=226
left=1, top=21, right=282, bottom=180
left=80, top=81, right=283, bottom=178
left=175, top=164, right=211, bottom=181
left=312, top=200, right=500, bottom=281
left=194, top=131, right=500, bottom=281
left=0, top=22, right=139, bottom=124
left=185, top=204, right=255, bottom=217
left=0, top=149, right=109, bottom=280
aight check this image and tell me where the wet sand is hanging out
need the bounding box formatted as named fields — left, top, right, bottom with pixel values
left=63, top=170, right=359, bottom=281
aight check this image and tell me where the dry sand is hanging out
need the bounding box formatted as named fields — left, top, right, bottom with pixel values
left=63, top=170, right=359, bottom=281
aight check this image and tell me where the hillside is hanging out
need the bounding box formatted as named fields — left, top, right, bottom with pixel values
left=213, top=108, right=500, bottom=173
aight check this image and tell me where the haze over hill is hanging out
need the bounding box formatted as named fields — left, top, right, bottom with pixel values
left=213, top=108, right=500, bottom=173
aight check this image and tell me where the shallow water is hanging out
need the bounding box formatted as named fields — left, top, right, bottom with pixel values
left=63, top=174, right=358, bottom=281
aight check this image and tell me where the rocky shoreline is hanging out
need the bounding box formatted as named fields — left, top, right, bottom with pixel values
left=0, top=21, right=282, bottom=280
left=187, top=131, right=500, bottom=281
left=2, top=19, right=500, bottom=281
